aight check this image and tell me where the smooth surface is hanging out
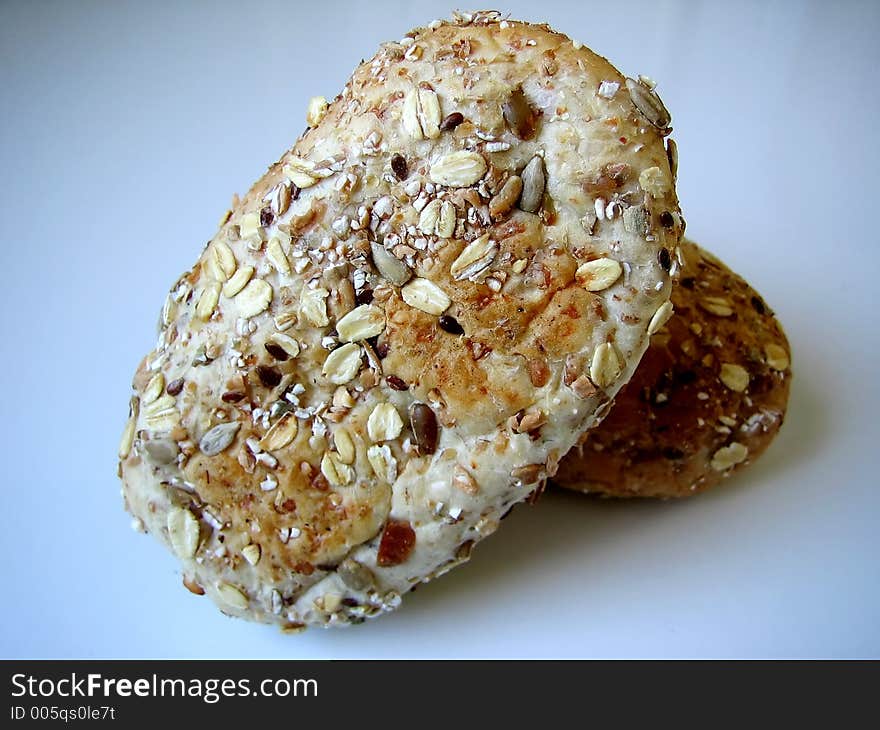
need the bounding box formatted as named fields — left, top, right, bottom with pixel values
left=1, top=0, right=877, bottom=658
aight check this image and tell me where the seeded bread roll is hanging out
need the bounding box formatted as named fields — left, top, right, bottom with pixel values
left=118, top=10, right=682, bottom=628
left=554, top=239, right=791, bottom=498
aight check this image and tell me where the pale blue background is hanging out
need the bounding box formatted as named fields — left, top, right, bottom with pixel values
left=1, top=0, right=878, bottom=658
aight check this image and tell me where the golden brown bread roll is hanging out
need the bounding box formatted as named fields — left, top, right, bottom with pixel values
left=554, top=239, right=791, bottom=498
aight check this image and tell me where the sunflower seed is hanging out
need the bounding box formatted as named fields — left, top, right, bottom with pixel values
left=235, top=278, right=272, bottom=317
left=367, top=444, right=397, bottom=483
left=216, top=583, right=249, bottom=610
left=450, top=234, right=497, bottom=281
left=259, top=412, right=298, bottom=451
left=576, top=258, right=622, bottom=291
left=336, top=304, right=386, bottom=342
left=367, top=402, right=404, bottom=442
left=370, top=242, right=411, bottom=287
left=300, top=286, right=329, bottom=326
left=306, top=95, right=328, bottom=127
left=647, top=300, right=674, bottom=335
left=489, top=175, right=523, bottom=220
left=720, top=363, right=750, bottom=392
left=167, top=507, right=200, bottom=559
left=267, top=236, right=291, bottom=275
left=321, top=342, right=362, bottom=384
left=502, top=86, right=538, bottom=140
left=222, top=265, right=254, bottom=298
left=143, top=437, right=178, bottom=465
left=241, top=543, right=261, bottom=566
left=666, top=138, right=679, bottom=182
left=200, top=421, right=241, bottom=456
left=195, top=281, right=221, bottom=320
left=710, top=442, right=748, bottom=471
left=401, top=278, right=450, bottom=315
left=410, top=402, right=439, bottom=455
left=590, top=343, right=622, bottom=388
left=625, top=77, right=671, bottom=130
left=429, top=151, right=487, bottom=187
left=519, top=155, right=545, bottom=213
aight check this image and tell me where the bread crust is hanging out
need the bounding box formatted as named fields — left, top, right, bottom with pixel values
left=118, top=10, right=681, bottom=627
left=554, top=239, right=791, bottom=498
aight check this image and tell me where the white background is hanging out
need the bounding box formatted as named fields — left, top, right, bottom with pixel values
left=1, top=0, right=878, bottom=658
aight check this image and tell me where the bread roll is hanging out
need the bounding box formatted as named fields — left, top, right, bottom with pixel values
left=118, top=11, right=681, bottom=627
left=554, top=239, right=791, bottom=498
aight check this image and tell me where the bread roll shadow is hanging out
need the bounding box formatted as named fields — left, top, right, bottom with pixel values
left=388, top=372, right=819, bottom=620
left=383, top=490, right=673, bottom=622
